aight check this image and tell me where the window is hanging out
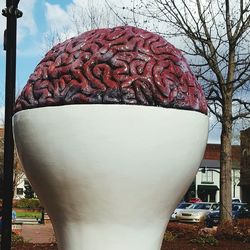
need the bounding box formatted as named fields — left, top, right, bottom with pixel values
left=24, top=179, right=30, bottom=186
left=201, top=170, right=213, bottom=183
left=16, top=188, right=23, bottom=195
left=190, top=203, right=212, bottom=210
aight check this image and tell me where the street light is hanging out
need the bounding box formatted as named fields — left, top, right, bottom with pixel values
left=1, top=1, right=22, bottom=249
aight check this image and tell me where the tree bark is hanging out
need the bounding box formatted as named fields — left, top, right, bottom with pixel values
left=220, top=95, right=233, bottom=223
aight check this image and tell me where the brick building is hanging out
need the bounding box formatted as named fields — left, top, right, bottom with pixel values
left=240, top=127, right=250, bottom=203
left=186, top=144, right=241, bottom=203
left=0, top=127, right=3, bottom=138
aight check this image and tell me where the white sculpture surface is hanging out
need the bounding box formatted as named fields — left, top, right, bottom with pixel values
left=13, top=104, right=208, bottom=250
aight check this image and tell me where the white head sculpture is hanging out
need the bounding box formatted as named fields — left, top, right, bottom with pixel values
left=13, top=26, right=208, bottom=250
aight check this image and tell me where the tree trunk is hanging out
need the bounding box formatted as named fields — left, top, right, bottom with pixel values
left=220, top=96, right=233, bottom=223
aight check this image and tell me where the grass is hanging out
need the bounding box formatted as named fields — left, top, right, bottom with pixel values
left=16, top=211, right=42, bottom=219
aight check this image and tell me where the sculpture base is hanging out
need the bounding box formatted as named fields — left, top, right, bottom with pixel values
left=13, top=105, right=208, bottom=250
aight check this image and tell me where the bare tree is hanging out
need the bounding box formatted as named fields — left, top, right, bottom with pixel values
left=116, top=0, right=250, bottom=223
left=43, top=0, right=125, bottom=50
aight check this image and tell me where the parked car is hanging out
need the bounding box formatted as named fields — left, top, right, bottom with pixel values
left=170, top=202, right=192, bottom=221
left=205, top=203, right=250, bottom=227
left=232, top=198, right=241, bottom=203
left=189, top=197, right=202, bottom=203
left=176, top=202, right=219, bottom=223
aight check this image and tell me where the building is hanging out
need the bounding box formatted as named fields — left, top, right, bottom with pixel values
left=239, top=127, right=250, bottom=203
left=186, top=144, right=241, bottom=203
left=0, top=127, right=26, bottom=199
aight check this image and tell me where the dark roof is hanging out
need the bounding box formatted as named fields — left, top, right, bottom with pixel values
left=200, top=159, right=240, bottom=170
left=198, top=185, right=219, bottom=191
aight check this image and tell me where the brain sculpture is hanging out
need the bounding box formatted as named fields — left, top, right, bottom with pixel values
left=15, top=26, right=207, bottom=114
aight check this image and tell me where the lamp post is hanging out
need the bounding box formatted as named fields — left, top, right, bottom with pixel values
left=1, top=1, right=22, bottom=249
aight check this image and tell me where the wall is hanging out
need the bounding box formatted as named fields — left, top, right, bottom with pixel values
left=191, top=143, right=241, bottom=203
left=240, top=127, right=250, bottom=203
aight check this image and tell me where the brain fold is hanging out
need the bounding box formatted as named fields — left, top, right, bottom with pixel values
left=15, top=26, right=207, bottom=114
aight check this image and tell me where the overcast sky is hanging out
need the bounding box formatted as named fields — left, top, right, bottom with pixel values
left=0, top=0, right=222, bottom=143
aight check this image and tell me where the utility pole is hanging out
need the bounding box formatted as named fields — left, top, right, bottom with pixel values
left=1, top=1, right=22, bottom=249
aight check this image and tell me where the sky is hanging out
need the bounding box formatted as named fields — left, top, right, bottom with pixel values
left=0, top=0, right=222, bottom=143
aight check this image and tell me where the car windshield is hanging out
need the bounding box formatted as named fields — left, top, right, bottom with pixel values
left=211, top=204, right=220, bottom=210
left=177, top=203, right=191, bottom=209
left=210, top=204, right=246, bottom=212
left=189, top=203, right=212, bottom=210
left=233, top=205, right=240, bottom=211
left=232, top=204, right=244, bottom=211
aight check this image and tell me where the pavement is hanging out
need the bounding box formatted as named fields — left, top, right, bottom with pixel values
left=20, top=223, right=56, bottom=244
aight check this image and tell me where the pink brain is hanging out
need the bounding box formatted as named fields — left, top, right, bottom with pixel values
left=15, top=26, right=207, bottom=114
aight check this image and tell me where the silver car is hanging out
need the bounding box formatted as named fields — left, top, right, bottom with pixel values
left=176, top=202, right=219, bottom=223
left=170, top=202, right=192, bottom=221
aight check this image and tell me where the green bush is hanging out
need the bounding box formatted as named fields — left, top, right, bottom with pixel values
left=11, top=232, right=28, bottom=247
left=190, top=235, right=218, bottom=246
left=16, top=211, right=41, bottom=218
left=15, top=198, right=41, bottom=209
left=164, top=231, right=177, bottom=241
